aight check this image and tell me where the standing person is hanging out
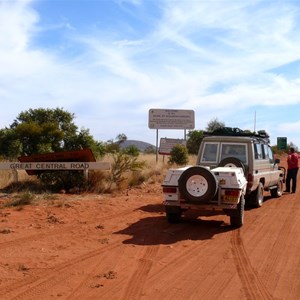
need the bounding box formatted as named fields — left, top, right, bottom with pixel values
left=285, top=147, right=299, bottom=193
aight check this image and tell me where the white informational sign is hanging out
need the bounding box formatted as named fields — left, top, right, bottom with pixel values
left=159, top=138, right=187, bottom=155
left=148, top=109, right=195, bottom=129
left=0, top=162, right=111, bottom=170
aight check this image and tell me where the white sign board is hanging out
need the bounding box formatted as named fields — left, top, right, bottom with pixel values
left=148, top=109, right=195, bottom=129
left=159, top=138, right=187, bottom=155
left=0, top=162, right=111, bottom=170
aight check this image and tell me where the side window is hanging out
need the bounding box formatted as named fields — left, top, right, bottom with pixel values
left=262, top=144, right=269, bottom=159
left=201, top=143, right=218, bottom=162
left=254, top=143, right=262, bottom=159
left=268, top=146, right=274, bottom=163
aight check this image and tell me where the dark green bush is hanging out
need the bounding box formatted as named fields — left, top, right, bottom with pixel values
left=168, top=144, right=189, bottom=166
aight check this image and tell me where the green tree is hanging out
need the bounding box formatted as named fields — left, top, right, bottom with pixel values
left=186, top=130, right=204, bottom=154
left=116, top=133, right=127, bottom=144
left=0, top=108, right=106, bottom=192
left=206, top=118, right=225, bottom=132
left=123, top=145, right=140, bottom=157
left=0, top=108, right=103, bottom=158
left=105, top=134, right=128, bottom=153
left=105, top=139, right=120, bottom=153
left=0, top=128, right=22, bottom=160
left=168, top=144, right=189, bottom=166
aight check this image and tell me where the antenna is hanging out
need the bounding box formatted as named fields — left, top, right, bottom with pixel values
left=254, top=110, right=256, bottom=133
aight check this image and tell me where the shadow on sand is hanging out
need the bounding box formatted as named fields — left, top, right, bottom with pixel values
left=114, top=203, right=234, bottom=246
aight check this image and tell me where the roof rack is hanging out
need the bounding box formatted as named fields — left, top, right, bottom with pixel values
left=204, top=127, right=270, bottom=141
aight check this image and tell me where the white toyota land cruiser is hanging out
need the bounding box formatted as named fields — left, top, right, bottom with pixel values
left=162, top=127, right=285, bottom=227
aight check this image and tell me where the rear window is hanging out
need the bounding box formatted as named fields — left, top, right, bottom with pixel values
left=200, top=142, right=247, bottom=164
left=201, top=143, right=218, bottom=162
left=220, top=143, right=247, bottom=163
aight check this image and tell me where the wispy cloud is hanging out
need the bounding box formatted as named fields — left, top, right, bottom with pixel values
left=0, top=0, right=300, bottom=146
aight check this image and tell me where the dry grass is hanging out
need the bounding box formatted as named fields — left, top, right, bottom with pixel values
left=0, top=154, right=196, bottom=195
left=0, top=168, right=32, bottom=189
left=2, top=191, right=34, bottom=208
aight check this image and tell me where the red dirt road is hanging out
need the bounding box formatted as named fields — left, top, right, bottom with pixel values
left=0, top=164, right=299, bottom=299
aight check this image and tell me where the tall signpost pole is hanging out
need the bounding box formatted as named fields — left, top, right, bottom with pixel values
left=148, top=109, right=195, bottom=163
left=156, top=129, right=159, bottom=163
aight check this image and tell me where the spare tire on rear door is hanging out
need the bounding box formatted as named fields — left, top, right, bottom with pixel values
left=178, top=166, right=218, bottom=203
left=218, top=157, right=245, bottom=174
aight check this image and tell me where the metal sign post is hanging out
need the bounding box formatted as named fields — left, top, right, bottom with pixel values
left=148, top=108, right=195, bottom=163
left=277, top=137, right=287, bottom=151
left=148, top=109, right=195, bottom=130
left=159, top=138, right=187, bottom=155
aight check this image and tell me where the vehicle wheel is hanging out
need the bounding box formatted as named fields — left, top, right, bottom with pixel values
left=270, top=179, right=283, bottom=198
left=218, top=157, right=245, bottom=174
left=178, top=166, right=218, bottom=203
left=230, top=194, right=245, bottom=228
left=254, top=182, right=264, bottom=208
left=165, top=207, right=182, bottom=223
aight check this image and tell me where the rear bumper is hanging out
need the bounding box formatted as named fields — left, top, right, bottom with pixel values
left=164, top=200, right=237, bottom=211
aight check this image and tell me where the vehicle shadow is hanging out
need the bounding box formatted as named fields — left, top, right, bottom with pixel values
left=244, top=194, right=277, bottom=211
left=136, top=203, right=165, bottom=214
left=114, top=212, right=233, bottom=246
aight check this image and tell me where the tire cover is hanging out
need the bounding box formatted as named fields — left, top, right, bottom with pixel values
left=178, top=166, right=218, bottom=203
left=218, top=157, right=245, bottom=174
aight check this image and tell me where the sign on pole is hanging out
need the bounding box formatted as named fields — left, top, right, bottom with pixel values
left=159, top=138, right=187, bottom=155
left=148, top=109, right=195, bottom=130
left=0, top=162, right=111, bottom=171
left=277, top=137, right=287, bottom=151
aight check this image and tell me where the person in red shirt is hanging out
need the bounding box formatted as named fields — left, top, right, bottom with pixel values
left=285, top=147, right=299, bottom=193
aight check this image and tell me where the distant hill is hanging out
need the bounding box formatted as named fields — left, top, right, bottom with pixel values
left=119, top=140, right=156, bottom=152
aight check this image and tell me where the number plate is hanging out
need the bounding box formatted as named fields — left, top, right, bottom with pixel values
left=222, top=195, right=238, bottom=203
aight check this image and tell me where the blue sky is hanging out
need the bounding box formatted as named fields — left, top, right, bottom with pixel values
left=1, top=0, right=300, bottom=148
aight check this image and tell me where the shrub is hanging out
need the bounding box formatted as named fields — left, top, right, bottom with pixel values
left=168, top=144, right=189, bottom=166
left=38, top=170, right=87, bottom=192
left=108, top=151, right=146, bottom=188
left=3, top=191, right=34, bottom=207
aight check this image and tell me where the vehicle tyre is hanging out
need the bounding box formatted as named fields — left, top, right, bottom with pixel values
left=178, top=166, right=218, bottom=203
left=270, top=179, right=283, bottom=198
left=218, top=157, right=245, bottom=174
left=165, top=207, right=181, bottom=223
left=254, top=182, right=264, bottom=207
left=230, top=194, right=245, bottom=228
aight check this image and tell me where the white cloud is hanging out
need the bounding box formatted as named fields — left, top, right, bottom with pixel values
left=1, top=0, right=300, bottom=148
left=0, top=0, right=38, bottom=52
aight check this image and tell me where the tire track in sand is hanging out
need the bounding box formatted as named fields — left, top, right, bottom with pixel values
left=122, top=245, right=160, bottom=300
left=231, top=229, right=273, bottom=299
left=0, top=208, right=152, bottom=299
left=260, top=196, right=299, bottom=285
left=0, top=208, right=136, bottom=251
left=0, top=241, right=120, bottom=299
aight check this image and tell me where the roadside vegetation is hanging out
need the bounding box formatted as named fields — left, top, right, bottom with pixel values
left=0, top=108, right=296, bottom=201
left=0, top=153, right=172, bottom=196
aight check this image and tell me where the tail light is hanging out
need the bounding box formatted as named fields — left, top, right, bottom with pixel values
left=224, top=190, right=240, bottom=197
left=163, top=187, right=177, bottom=193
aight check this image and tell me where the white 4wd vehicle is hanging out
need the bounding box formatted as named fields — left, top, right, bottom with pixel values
left=162, top=128, right=285, bottom=227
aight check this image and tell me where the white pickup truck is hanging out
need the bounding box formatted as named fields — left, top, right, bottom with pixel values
left=162, top=165, right=247, bottom=227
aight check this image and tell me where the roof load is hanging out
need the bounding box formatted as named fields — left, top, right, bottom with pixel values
left=204, top=127, right=270, bottom=142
